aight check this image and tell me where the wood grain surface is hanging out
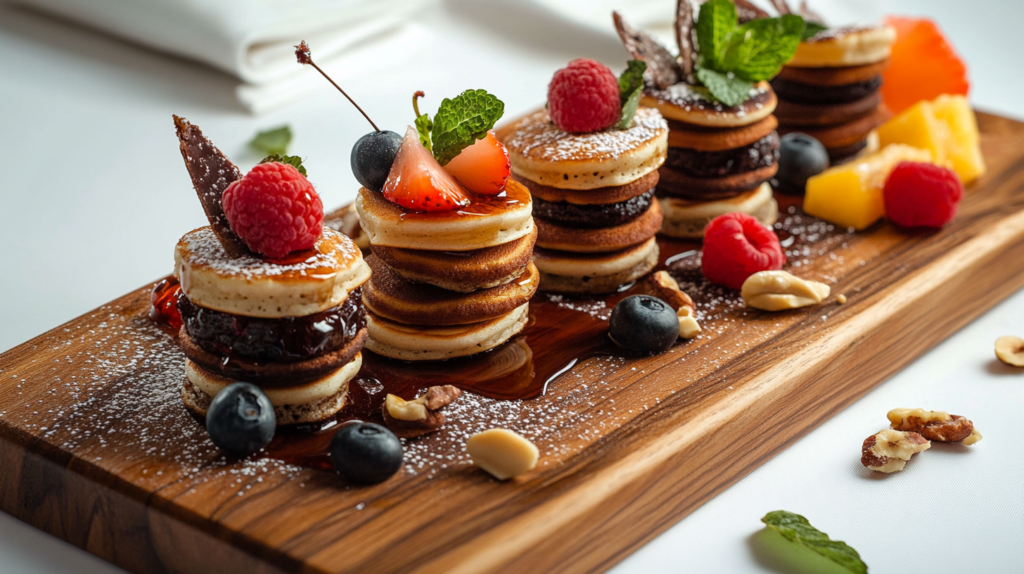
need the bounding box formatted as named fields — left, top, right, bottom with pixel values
left=2, top=112, right=1023, bottom=574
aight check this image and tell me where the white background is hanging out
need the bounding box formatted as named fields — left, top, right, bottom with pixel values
left=1, top=0, right=1022, bottom=572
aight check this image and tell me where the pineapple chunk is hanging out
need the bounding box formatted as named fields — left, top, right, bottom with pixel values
left=877, top=100, right=951, bottom=166
left=804, top=145, right=932, bottom=230
left=932, top=94, right=986, bottom=183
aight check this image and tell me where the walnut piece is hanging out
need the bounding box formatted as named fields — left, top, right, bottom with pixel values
left=467, top=428, right=539, bottom=480
left=741, top=270, right=831, bottom=311
left=640, top=271, right=700, bottom=338
left=887, top=408, right=978, bottom=443
left=995, top=335, right=1024, bottom=367
left=861, top=428, right=930, bottom=473
left=677, top=305, right=702, bottom=339
left=382, top=385, right=461, bottom=439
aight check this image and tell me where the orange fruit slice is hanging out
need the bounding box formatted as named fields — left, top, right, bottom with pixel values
left=881, top=16, right=969, bottom=114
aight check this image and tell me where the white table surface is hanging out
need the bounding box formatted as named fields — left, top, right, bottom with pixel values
left=1, top=0, right=1022, bottom=572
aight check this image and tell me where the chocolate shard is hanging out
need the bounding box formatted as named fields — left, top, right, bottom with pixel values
left=735, top=0, right=771, bottom=23
left=613, top=11, right=682, bottom=90
left=799, top=1, right=826, bottom=25
left=770, top=0, right=792, bottom=15
left=675, top=0, right=695, bottom=78
left=172, top=115, right=250, bottom=258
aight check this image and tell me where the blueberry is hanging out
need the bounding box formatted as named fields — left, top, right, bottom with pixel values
left=351, top=130, right=402, bottom=192
left=775, top=133, right=829, bottom=195
left=608, top=295, right=679, bottom=355
left=330, top=422, right=403, bottom=484
left=205, top=382, right=276, bottom=456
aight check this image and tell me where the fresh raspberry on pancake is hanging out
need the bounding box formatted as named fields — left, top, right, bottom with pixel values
left=883, top=161, right=962, bottom=228
left=547, top=59, right=621, bottom=133
left=383, top=126, right=471, bottom=212
left=222, top=161, right=324, bottom=258
left=443, top=130, right=510, bottom=195
left=702, top=213, right=785, bottom=290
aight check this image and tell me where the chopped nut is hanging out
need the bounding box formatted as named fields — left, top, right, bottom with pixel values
left=837, top=294, right=848, bottom=304
left=995, top=335, right=1024, bottom=367
left=963, top=429, right=983, bottom=446
left=467, top=428, right=538, bottom=480
left=887, top=407, right=977, bottom=443
left=861, top=428, right=930, bottom=473
left=640, top=271, right=694, bottom=312
left=677, top=305, right=702, bottom=339
left=382, top=385, right=462, bottom=439
left=742, top=270, right=831, bottom=311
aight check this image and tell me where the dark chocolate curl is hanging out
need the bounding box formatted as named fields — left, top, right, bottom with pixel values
left=675, top=0, right=695, bottom=77
left=613, top=11, right=682, bottom=90
left=799, top=1, right=827, bottom=25
left=770, top=0, right=792, bottom=15
left=735, top=0, right=771, bottom=23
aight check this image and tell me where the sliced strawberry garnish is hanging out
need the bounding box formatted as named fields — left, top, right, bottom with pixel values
left=382, top=127, right=471, bottom=212
left=442, top=130, right=511, bottom=196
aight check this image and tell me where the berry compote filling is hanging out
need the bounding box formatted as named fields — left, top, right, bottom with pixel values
left=532, top=190, right=655, bottom=228
left=178, top=286, right=365, bottom=362
left=665, top=132, right=780, bottom=178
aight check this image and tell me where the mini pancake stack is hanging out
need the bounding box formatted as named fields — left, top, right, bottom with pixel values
left=641, top=83, right=781, bottom=239
left=503, top=107, right=668, bottom=294
left=772, top=25, right=897, bottom=162
left=356, top=181, right=539, bottom=361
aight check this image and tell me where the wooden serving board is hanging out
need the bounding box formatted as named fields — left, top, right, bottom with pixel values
left=3, top=112, right=1024, bottom=574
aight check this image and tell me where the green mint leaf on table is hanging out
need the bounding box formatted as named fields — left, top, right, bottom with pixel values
left=415, top=113, right=433, bottom=153
left=802, top=21, right=828, bottom=41
left=249, top=125, right=291, bottom=156
left=430, top=89, right=504, bottom=166
left=695, top=68, right=753, bottom=107
left=617, top=60, right=647, bottom=129
left=695, top=0, right=738, bottom=70
left=259, top=154, right=307, bottom=176
left=761, top=511, right=868, bottom=574
left=732, top=15, right=805, bottom=82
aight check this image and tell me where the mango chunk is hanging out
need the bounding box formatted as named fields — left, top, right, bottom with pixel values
left=877, top=100, right=951, bottom=166
left=804, top=144, right=932, bottom=230
left=931, top=94, right=986, bottom=183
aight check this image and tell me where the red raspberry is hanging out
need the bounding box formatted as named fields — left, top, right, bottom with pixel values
left=702, top=213, right=786, bottom=290
left=547, top=59, right=621, bottom=133
left=883, top=161, right=962, bottom=228
left=222, top=162, right=324, bottom=258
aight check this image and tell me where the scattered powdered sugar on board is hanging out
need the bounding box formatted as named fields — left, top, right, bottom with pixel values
left=504, top=108, right=667, bottom=162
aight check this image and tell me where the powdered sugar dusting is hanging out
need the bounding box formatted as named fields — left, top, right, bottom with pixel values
left=505, top=108, right=667, bottom=162
left=178, top=226, right=359, bottom=279
left=645, top=81, right=770, bottom=116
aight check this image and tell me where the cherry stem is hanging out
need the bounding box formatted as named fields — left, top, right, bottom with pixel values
left=295, top=41, right=379, bottom=132
left=413, top=91, right=425, bottom=118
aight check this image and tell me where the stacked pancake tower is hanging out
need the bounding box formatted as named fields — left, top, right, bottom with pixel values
left=172, top=117, right=371, bottom=425
left=772, top=25, right=897, bottom=163
left=503, top=108, right=668, bottom=294
left=356, top=181, right=539, bottom=361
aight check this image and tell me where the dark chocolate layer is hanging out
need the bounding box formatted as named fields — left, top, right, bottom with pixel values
left=178, top=287, right=365, bottom=363
left=665, top=132, right=779, bottom=178
left=770, top=76, right=882, bottom=105
left=532, top=190, right=655, bottom=228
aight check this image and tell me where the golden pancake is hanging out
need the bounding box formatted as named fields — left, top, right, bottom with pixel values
left=641, top=81, right=776, bottom=128
left=774, top=91, right=882, bottom=127
left=535, top=200, right=662, bottom=253
left=657, top=164, right=778, bottom=197
left=356, top=180, right=534, bottom=251
left=778, top=105, right=891, bottom=148
left=370, top=225, right=537, bottom=293
left=533, top=238, right=659, bottom=294
left=503, top=108, right=668, bottom=190
left=777, top=59, right=890, bottom=87
left=659, top=183, right=778, bottom=239
left=667, top=116, right=779, bottom=152
left=363, top=256, right=539, bottom=326
left=518, top=170, right=659, bottom=206
left=366, top=304, right=529, bottom=361
left=789, top=26, right=896, bottom=68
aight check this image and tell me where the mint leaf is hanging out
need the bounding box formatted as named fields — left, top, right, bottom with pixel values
left=732, top=15, right=805, bottom=82
left=802, top=21, right=828, bottom=41
left=761, top=511, right=868, bottom=574
left=695, top=68, right=753, bottom=107
left=431, top=89, right=504, bottom=166
left=249, top=125, right=291, bottom=156
left=695, top=0, right=738, bottom=70
left=415, top=113, right=433, bottom=153
left=617, top=60, right=647, bottom=129
left=259, top=154, right=307, bottom=176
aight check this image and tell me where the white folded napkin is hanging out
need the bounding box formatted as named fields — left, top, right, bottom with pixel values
left=15, top=0, right=426, bottom=113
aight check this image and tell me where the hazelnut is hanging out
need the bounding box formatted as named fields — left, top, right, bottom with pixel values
left=861, top=428, right=930, bottom=473
left=677, top=305, right=702, bottom=339
left=887, top=407, right=977, bottom=443
left=640, top=271, right=694, bottom=312
left=466, top=428, right=538, bottom=480
left=995, top=335, right=1024, bottom=367
left=382, top=385, right=462, bottom=439
left=741, top=270, right=830, bottom=311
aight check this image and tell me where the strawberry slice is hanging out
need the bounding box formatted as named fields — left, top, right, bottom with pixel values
left=443, top=130, right=511, bottom=196
left=382, top=127, right=471, bottom=212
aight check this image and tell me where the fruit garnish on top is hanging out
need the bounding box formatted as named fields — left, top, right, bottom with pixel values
left=173, top=115, right=324, bottom=259
left=613, top=0, right=812, bottom=106
left=546, top=58, right=646, bottom=134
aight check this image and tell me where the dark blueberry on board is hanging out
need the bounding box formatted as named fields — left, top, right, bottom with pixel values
left=331, top=422, right=404, bottom=484
left=206, top=382, right=276, bottom=456
left=609, top=295, right=679, bottom=355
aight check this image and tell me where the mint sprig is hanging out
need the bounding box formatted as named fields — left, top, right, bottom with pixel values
left=412, top=91, right=433, bottom=153
left=761, top=511, right=868, bottom=574
left=428, top=89, right=504, bottom=166
left=617, top=60, right=647, bottom=129
left=249, top=125, right=291, bottom=156
left=694, top=0, right=804, bottom=106
left=802, top=21, right=828, bottom=41
left=259, top=154, right=307, bottom=176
